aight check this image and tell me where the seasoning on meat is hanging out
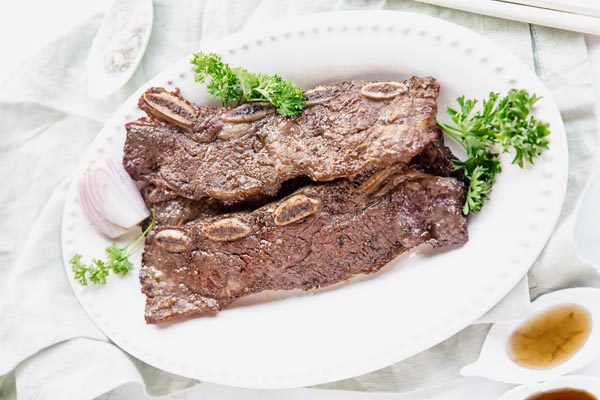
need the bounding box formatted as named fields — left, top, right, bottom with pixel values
left=142, top=132, right=461, bottom=227
left=140, top=168, right=467, bottom=324
left=123, top=77, right=440, bottom=203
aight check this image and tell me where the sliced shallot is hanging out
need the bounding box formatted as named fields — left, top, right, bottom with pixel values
left=78, top=159, right=149, bottom=238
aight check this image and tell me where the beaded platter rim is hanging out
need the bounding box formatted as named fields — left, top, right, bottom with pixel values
left=61, top=11, right=568, bottom=388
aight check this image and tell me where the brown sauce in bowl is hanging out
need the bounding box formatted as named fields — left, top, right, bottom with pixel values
left=526, top=388, right=597, bottom=400
left=508, top=304, right=592, bottom=368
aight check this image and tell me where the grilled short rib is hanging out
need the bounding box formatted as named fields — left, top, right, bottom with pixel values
left=141, top=185, right=222, bottom=227
left=413, top=128, right=463, bottom=179
left=141, top=168, right=467, bottom=323
left=141, top=129, right=460, bottom=227
left=124, top=77, right=440, bottom=203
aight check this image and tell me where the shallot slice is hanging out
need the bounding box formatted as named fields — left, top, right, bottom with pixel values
left=77, top=159, right=149, bottom=238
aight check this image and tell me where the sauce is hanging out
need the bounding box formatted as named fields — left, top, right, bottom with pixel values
left=526, top=388, right=597, bottom=400
left=508, top=304, right=592, bottom=368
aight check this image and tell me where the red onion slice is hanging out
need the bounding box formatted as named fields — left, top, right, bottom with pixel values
left=77, top=159, right=150, bottom=238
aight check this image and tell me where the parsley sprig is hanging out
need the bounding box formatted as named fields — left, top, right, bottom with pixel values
left=438, top=89, right=550, bottom=215
left=70, top=215, right=155, bottom=285
left=190, top=52, right=304, bottom=116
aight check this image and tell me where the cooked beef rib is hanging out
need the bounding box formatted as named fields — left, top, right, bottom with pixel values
left=140, top=168, right=467, bottom=323
left=141, top=185, right=222, bottom=227
left=412, top=128, right=463, bottom=179
left=142, top=130, right=460, bottom=227
left=124, top=77, right=440, bottom=203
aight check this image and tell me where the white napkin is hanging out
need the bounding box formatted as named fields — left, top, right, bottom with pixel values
left=0, top=1, right=597, bottom=398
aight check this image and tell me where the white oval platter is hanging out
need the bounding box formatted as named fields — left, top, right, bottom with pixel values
left=62, top=11, right=568, bottom=388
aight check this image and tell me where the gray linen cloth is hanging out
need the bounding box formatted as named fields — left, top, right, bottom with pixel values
left=0, top=1, right=597, bottom=399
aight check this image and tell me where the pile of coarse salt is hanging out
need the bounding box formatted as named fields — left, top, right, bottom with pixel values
left=102, top=3, right=150, bottom=74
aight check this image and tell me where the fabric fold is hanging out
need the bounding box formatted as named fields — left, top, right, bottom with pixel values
left=0, top=181, right=104, bottom=376
left=0, top=1, right=597, bottom=399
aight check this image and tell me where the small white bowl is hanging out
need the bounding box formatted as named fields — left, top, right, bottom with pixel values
left=87, top=0, right=153, bottom=99
left=461, top=287, right=600, bottom=384
left=498, top=375, right=600, bottom=400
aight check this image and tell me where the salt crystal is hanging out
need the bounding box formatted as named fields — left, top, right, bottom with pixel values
left=102, top=4, right=150, bottom=74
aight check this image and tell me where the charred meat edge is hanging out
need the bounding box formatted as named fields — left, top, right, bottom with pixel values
left=123, top=77, right=440, bottom=204
left=140, top=168, right=467, bottom=324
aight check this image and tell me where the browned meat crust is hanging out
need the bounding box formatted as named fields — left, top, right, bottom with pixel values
left=124, top=77, right=440, bottom=204
left=142, top=131, right=460, bottom=227
left=412, top=128, right=463, bottom=180
left=141, top=168, right=467, bottom=324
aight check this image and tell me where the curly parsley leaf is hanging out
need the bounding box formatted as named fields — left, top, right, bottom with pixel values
left=495, top=90, right=550, bottom=167
left=70, top=214, right=155, bottom=286
left=439, top=89, right=550, bottom=215
left=191, top=52, right=242, bottom=105
left=190, top=52, right=305, bottom=116
left=454, top=152, right=502, bottom=215
left=70, top=254, right=89, bottom=286
left=105, top=243, right=133, bottom=276
left=88, top=259, right=110, bottom=285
